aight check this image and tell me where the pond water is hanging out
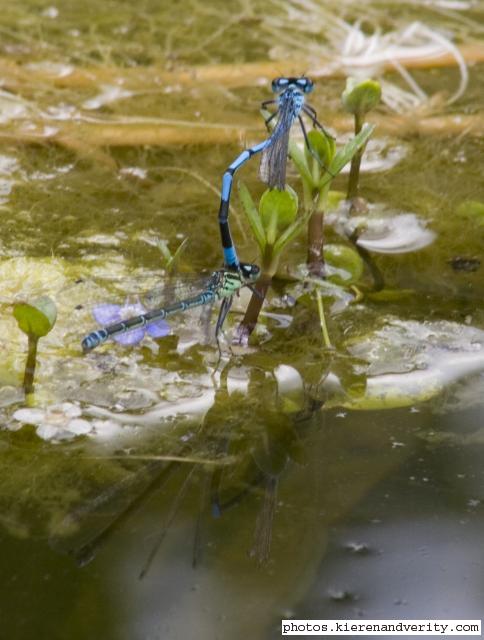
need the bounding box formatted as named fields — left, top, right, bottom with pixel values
left=0, top=1, right=483, bottom=639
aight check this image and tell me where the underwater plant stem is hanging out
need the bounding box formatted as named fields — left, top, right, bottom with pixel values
left=307, top=183, right=330, bottom=277
left=315, top=290, right=332, bottom=349
left=346, top=112, right=364, bottom=202
left=23, top=333, right=38, bottom=395
left=307, top=210, right=324, bottom=275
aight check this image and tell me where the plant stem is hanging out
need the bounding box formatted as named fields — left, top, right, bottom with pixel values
left=346, top=112, right=363, bottom=201
left=235, top=272, right=273, bottom=344
left=307, top=210, right=325, bottom=276
left=315, top=290, right=332, bottom=349
left=23, top=333, right=38, bottom=395
left=307, top=182, right=330, bottom=276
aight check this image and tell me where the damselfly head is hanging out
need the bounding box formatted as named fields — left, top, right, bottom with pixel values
left=272, top=76, right=314, bottom=94
left=238, top=262, right=260, bottom=283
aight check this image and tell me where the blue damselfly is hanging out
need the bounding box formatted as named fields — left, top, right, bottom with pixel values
left=81, top=262, right=260, bottom=352
left=218, top=76, right=333, bottom=268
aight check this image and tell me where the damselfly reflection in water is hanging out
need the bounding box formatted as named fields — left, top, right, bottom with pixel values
left=77, top=263, right=260, bottom=354
left=50, top=367, right=306, bottom=575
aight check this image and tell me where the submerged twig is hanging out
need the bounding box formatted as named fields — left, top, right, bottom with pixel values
left=0, top=44, right=481, bottom=92
left=0, top=112, right=481, bottom=156
left=139, top=465, right=197, bottom=580
left=249, top=476, right=278, bottom=566
left=89, top=454, right=237, bottom=466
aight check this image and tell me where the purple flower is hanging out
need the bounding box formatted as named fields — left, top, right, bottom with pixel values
left=93, top=299, right=170, bottom=346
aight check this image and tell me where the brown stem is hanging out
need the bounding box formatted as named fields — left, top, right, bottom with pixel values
left=307, top=210, right=325, bottom=277
left=23, top=333, right=38, bottom=395
left=235, top=273, right=273, bottom=345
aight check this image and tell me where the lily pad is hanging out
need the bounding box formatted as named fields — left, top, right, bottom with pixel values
left=327, top=205, right=436, bottom=254
left=325, top=319, right=484, bottom=410
left=324, top=244, right=364, bottom=284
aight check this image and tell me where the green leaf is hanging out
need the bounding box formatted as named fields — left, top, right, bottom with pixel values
left=305, top=129, right=336, bottom=173
left=327, top=190, right=346, bottom=211
left=157, top=237, right=188, bottom=272
left=13, top=296, right=57, bottom=338
left=320, top=123, right=375, bottom=188
left=342, top=78, right=382, bottom=115
left=156, top=239, right=172, bottom=263
left=288, top=139, right=313, bottom=185
left=273, top=205, right=314, bottom=256
left=238, top=181, right=266, bottom=250
left=259, top=186, right=298, bottom=245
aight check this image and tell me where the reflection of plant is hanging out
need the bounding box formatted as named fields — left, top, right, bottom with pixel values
left=92, top=300, right=170, bottom=346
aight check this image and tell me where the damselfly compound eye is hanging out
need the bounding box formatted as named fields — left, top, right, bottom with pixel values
left=296, top=77, right=314, bottom=93
left=272, top=77, right=289, bottom=93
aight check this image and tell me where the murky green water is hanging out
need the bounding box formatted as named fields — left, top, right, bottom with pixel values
left=0, top=1, right=483, bottom=638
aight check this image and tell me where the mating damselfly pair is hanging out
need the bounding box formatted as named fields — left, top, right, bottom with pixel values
left=81, top=263, right=260, bottom=352
left=82, top=75, right=327, bottom=353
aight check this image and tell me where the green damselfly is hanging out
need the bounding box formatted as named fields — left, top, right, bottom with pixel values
left=81, top=262, right=260, bottom=352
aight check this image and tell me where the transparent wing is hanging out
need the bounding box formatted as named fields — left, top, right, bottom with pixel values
left=55, top=271, right=217, bottom=344
left=259, top=125, right=291, bottom=191
left=259, top=100, right=295, bottom=191
left=61, top=271, right=214, bottom=313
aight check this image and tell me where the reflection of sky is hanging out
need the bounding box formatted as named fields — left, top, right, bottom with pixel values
left=298, top=413, right=484, bottom=625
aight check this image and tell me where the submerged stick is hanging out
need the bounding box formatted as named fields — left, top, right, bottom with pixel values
left=1, top=44, right=483, bottom=92
left=0, top=112, right=481, bottom=154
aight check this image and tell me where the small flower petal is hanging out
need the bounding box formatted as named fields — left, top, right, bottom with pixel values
left=113, top=328, right=145, bottom=345
left=93, top=303, right=122, bottom=324
left=67, top=418, right=92, bottom=435
left=91, top=419, right=123, bottom=440
left=54, top=402, right=82, bottom=419
left=120, top=301, right=146, bottom=317
left=36, top=424, right=68, bottom=441
left=12, top=408, right=46, bottom=425
left=146, top=319, right=170, bottom=338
